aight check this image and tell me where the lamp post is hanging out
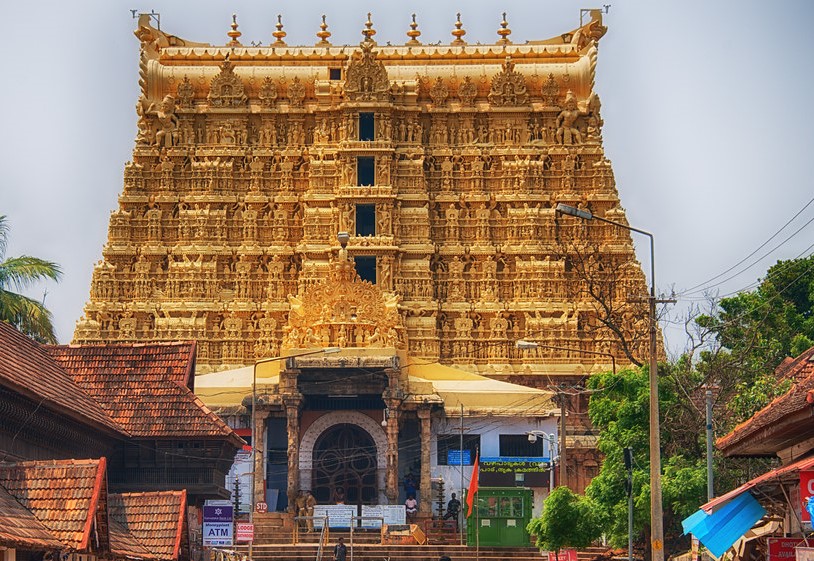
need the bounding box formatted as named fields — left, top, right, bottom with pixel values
left=249, top=347, right=340, bottom=527
left=527, top=431, right=558, bottom=492
left=555, top=202, right=664, bottom=561
left=516, top=340, right=616, bottom=489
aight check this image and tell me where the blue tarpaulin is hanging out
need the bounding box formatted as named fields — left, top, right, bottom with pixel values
left=682, top=492, right=765, bottom=558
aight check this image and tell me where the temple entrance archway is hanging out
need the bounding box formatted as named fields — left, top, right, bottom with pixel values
left=299, top=411, right=388, bottom=504
left=312, top=423, right=377, bottom=505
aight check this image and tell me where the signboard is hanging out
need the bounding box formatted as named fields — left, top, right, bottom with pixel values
left=768, top=537, right=806, bottom=561
left=202, top=505, right=233, bottom=547
left=796, top=548, right=814, bottom=561
left=481, top=457, right=550, bottom=474
left=255, top=502, right=268, bottom=513
left=447, top=449, right=472, bottom=465
left=801, top=471, right=814, bottom=523
left=313, top=505, right=356, bottom=528
left=548, top=549, right=577, bottom=561
left=235, top=523, right=254, bottom=543
left=361, top=505, right=407, bottom=528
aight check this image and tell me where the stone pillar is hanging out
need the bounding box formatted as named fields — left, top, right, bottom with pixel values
left=282, top=388, right=303, bottom=512
left=253, top=409, right=268, bottom=506
left=284, top=396, right=302, bottom=511
left=384, top=397, right=402, bottom=503
left=417, top=406, right=432, bottom=514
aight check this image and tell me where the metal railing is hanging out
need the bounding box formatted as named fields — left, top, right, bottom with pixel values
left=293, top=515, right=329, bottom=545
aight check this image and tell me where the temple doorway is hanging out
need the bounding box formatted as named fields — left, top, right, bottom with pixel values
left=312, top=423, right=378, bottom=505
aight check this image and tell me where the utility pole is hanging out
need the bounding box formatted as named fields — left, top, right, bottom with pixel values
left=705, top=389, right=714, bottom=500
left=624, top=447, right=634, bottom=561
left=552, top=389, right=568, bottom=487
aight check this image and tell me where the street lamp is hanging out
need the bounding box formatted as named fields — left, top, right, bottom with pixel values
left=516, top=339, right=616, bottom=489
left=527, top=431, right=558, bottom=492
left=555, top=202, right=665, bottom=561
left=250, top=347, right=340, bottom=524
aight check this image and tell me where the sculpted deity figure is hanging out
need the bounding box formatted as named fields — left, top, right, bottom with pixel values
left=145, top=201, right=162, bottom=240
left=135, top=100, right=151, bottom=145
left=151, top=95, right=180, bottom=148
left=555, top=91, right=583, bottom=145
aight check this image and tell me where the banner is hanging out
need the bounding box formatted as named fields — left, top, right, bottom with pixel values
left=801, top=471, right=814, bottom=523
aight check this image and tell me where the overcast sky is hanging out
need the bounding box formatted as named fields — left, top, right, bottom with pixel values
left=2, top=0, right=813, bottom=356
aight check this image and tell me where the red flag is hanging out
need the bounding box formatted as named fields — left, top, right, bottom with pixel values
left=466, top=452, right=479, bottom=517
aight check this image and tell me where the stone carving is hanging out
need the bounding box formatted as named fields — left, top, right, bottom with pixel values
left=207, top=57, right=247, bottom=108
left=488, top=56, right=528, bottom=106
left=586, top=93, right=603, bottom=142
left=344, top=41, right=390, bottom=101
left=556, top=90, right=583, bottom=145
left=287, top=77, right=306, bottom=108
left=176, top=76, right=195, bottom=108
left=429, top=77, right=449, bottom=106
left=282, top=246, right=403, bottom=350
left=149, top=95, right=180, bottom=148
left=259, top=77, right=278, bottom=108
left=458, top=76, right=477, bottom=106
left=541, top=73, right=560, bottom=106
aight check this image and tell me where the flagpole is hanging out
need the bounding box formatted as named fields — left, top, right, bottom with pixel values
left=475, top=448, right=479, bottom=561
left=466, top=448, right=480, bottom=558
left=476, top=484, right=479, bottom=561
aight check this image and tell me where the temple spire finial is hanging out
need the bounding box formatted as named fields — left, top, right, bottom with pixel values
left=227, top=13, right=242, bottom=47
left=272, top=14, right=287, bottom=47
left=316, top=14, right=332, bottom=46
left=451, top=13, right=467, bottom=46
left=406, top=13, right=422, bottom=46
left=362, top=12, right=377, bottom=44
left=497, top=12, right=512, bottom=44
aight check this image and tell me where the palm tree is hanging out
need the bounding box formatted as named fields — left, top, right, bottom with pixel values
left=0, top=215, right=62, bottom=343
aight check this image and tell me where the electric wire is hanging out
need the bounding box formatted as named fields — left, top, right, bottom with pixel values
left=677, top=195, right=814, bottom=296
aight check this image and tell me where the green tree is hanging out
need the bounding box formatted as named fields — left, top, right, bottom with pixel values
left=0, top=215, right=62, bottom=343
left=527, top=486, right=600, bottom=555
left=585, top=367, right=707, bottom=556
left=694, top=255, right=814, bottom=426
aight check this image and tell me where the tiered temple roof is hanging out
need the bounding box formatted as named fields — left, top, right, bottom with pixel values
left=74, top=9, right=649, bottom=384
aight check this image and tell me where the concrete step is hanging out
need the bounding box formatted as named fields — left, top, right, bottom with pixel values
left=231, top=544, right=589, bottom=561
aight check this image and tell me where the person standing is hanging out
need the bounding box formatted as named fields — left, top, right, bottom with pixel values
left=443, top=492, right=461, bottom=522
left=304, top=490, right=317, bottom=532
left=333, top=537, right=347, bottom=561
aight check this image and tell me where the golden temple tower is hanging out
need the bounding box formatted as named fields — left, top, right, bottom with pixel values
left=75, top=10, right=650, bottom=389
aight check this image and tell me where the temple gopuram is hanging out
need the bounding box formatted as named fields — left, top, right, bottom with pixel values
left=75, top=10, right=653, bottom=517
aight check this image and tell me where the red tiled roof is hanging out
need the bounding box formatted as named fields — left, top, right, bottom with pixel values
left=717, top=346, right=814, bottom=451
left=0, top=485, right=63, bottom=550
left=109, top=518, right=153, bottom=558
left=47, top=340, right=196, bottom=389
left=46, top=344, right=241, bottom=444
left=0, top=458, right=107, bottom=551
left=109, top=490, right=187, bottom=561
left=0, top=322, right=122, bottom=435
left=701, top=455, right=814, bottom=513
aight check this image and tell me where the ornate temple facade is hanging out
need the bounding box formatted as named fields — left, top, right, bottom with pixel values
left=75, top=10, right=651, bottom=509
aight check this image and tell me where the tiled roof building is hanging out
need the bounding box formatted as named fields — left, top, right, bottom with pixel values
left=0, top=459, right=109, bottom=552
left=0, top=322, right=242, bottom=556
left=717, top=346, right=814, bottom=457
left=109, top=490, right=188, bottom=561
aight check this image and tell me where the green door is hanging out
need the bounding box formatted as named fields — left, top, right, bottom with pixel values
left=466, top=487, right=532, bottom=547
